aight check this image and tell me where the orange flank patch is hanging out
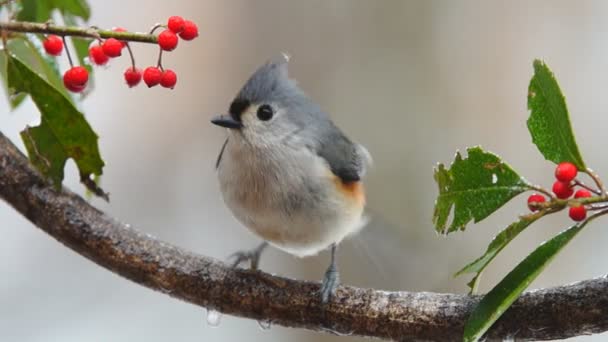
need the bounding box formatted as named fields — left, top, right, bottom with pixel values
left=334, top=178, right=366, bottom=208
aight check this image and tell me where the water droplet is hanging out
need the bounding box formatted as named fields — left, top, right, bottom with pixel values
left=159, top=287, right=172, bottom=294
left=206, top=309, right=222, bottom=327
left=257, top=319, right=272, bottom=331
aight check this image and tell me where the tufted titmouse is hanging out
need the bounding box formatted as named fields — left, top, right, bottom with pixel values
left=211, top=55, right=371, bottom=302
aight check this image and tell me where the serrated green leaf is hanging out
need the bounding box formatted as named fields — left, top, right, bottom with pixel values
left=17, top=0, right=90, bottom=22
left=7, top=54, right=104, bottom=189
left=463, top=223, right=586, bottom=342
left=527, top=60, right=586, bottom=169
left=455, top=214, right=541, bottom=292
left=433, top=147, right=530, bottom=234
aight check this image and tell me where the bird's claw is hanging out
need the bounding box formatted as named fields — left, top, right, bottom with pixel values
left=320, top=266, right=340, bottom=303
left=229, top=242, right=267, bottom=270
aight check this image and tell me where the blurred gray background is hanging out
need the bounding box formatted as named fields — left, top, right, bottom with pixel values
left=2, top=0, right=608, bottom=341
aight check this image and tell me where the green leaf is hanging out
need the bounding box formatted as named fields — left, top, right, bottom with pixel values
left=0, top=36, right=73, bottom=104
left=527, top=60, right=586, bottom=169
left=6, top=54, right=104, bottom=190
left=433, top=147, right=530, bottom=234
left=22, top=36, right=73, bottom=101
left=17, top=0, right=90, bottom=22
left=463, top=223, right=586, bottom=342
left=455, top=214, right=541, bottom=292
left=57, top=0, right=91, bottom=20
left=16, top=0, right=52, bottom=22
left=0, top=49, right=27, bottom=109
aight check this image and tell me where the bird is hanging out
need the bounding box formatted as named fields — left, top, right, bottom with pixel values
left=211, top=55, right=371, bottom=302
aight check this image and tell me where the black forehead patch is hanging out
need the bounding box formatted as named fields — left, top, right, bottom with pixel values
left=229, top=98, right=250, bottom=122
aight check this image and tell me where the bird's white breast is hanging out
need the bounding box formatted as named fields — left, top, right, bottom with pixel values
left=217, top=138, right=365, bottom=257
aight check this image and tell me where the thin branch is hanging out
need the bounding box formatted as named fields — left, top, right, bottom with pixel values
left=1, top=131, right=608, bottom=341
left=0, top=21, right=157, bottom=44
left=574, top=179, right=602, bottom=196
left=585, top=167, right=607, bottom=197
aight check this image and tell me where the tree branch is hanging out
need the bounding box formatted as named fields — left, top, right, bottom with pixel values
left=1, top=131, right=608, bottom=341
left=0, top=21, right=158, bottom=43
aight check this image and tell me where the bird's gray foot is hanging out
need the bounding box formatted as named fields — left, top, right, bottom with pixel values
left=320, top=244, right=339, bottom=303
left=229, top=242, right=268, bottom=270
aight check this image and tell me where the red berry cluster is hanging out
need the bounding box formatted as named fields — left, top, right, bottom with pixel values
left=526, top=162, right=593, bottom=221
left=42, top=16, right=199, bottom=93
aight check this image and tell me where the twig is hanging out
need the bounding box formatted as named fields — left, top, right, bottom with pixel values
left=585, top=168, right=607, bottom=197
left=0, top=21, right=157, bottom=44
left=574, top=179, right=602, bottom=196
left=1, top=131, right=608, bottom=341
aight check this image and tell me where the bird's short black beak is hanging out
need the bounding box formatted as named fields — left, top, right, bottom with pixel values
left=211, top=115, right=243, bottom=129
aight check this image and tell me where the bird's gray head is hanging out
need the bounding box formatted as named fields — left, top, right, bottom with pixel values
left=211, top=56, right=323, bottom=147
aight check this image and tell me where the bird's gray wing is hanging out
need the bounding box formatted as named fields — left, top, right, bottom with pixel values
left=314, top=126, right=370, bottom=183
left=215, top=138, right=229, bottom=169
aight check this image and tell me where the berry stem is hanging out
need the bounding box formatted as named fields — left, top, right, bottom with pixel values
left=527, top=184, right=555, bottom=199
left=588, top=204, right=608, bottom=211
left=125, top=42, right=136, bottom=69
left=573, top=179, right=602, bottom=196
left=62, top=35, right=74, bottom=67
left=149, top=23, right=164, bottom=35
left=584, top=167, right=606, bottom=197
left=156, top=48, right=164, bottom=70
left=0, top=20, right=158, bottom=44
left=579, top=206, right=608, bottom=224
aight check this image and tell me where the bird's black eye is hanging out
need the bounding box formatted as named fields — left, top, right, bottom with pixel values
left=257, top=104, right=274, bottom=121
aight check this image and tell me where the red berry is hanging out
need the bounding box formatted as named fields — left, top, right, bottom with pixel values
left=124, top=67, right=142, bottom=87
left=555, top=162, right=578, bottom=182
left=158, top=30, right=178, bottom=51
left=43, top=35, right=63, bottom=56
left=63, top=66, right=89, bottom=93
left=574, top=189, right=592, bottom=199
left=552, top=181, right=573, bottom=199
left=569, top=205, right=587, bottom=221
left=143, top=67, right=162, bottom=87
left=160, top=69, right=177, bottom=89
left=527, top=194, right=546, bottom=212
left=88, top=45, right=109, bottom=66
left=102, top=38, right=123, bottom=57
left=179, top=20, right=198, bottom=41
left=167, top=16, right=185, bottom=33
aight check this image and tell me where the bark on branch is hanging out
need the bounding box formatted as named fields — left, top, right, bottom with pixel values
left=1, top=131, right=608, bottom=341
